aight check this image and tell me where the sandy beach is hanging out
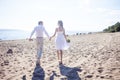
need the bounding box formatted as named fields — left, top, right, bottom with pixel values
left=0, top=32, right=120, bottom=80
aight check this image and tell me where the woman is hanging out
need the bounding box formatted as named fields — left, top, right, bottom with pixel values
left=50, top=20, right=69, bottom=64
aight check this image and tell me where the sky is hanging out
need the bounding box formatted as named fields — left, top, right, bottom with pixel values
left=0, top=0, right=120, bottom=32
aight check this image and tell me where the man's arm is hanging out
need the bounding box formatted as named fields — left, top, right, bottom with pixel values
left=29, top=27, right=36, bottom=41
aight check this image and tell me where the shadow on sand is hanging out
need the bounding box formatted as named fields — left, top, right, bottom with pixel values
left=59, top=64, right=82, bottom=80
left=32, top=63, right=45, bottom=80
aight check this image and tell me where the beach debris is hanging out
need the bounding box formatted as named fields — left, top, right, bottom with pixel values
left=1, top=63, right=4, bottom=66
left=85, top=75, right=93, bottom=78
left=0, top=71, right=2, bottom=74
left=100, top=76, right=105, bottom=79
left=7, top=49, right=13, bottom=54
left=98, top=67, right=103, bottom=73
left=4, top=60, right=9, bottom=65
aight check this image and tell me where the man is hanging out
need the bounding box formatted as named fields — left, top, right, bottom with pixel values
left=29, top=21, right=49, bottom=65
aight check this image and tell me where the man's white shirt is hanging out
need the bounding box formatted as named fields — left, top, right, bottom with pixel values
left=30, top=25, right=49, bottom=38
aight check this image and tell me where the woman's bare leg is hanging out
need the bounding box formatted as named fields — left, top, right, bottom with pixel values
left=57, top=50, right=60, bottom=61
left=59, top=50, right=63, bottom=64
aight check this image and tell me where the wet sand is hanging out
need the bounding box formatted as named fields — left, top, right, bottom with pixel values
left=0, top=32, right=120, bottom=80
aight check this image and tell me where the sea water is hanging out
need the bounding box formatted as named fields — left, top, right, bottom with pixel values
left=0, top=29, right=31, bottom=40
left=0, top=29, right=88, bottom=40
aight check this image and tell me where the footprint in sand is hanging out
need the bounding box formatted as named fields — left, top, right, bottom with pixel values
left=97, top=67, right=104, bottom=73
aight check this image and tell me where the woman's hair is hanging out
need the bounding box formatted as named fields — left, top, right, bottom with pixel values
left=38, top=21, right=43, bottom=25
left=58, top=20, right=63, bottom=28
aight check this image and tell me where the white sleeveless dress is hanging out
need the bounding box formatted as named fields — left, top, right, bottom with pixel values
left=55, top=31, right=69, bottom=50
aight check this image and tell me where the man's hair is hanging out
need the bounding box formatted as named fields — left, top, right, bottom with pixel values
left=38, top=21, right=43, bottom=25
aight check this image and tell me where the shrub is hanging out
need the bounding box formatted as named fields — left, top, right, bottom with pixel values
left=103, top=22, right=120, bottom=33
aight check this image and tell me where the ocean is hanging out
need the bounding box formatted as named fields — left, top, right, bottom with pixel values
left=0, top=29, right=31, bottom=40
left=0, top=29, right=87, bottom=40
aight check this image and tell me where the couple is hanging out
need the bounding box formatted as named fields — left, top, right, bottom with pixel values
left=29, top=20, right=69, bottom=65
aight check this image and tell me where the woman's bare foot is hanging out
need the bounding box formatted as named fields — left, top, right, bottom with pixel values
left=58, top=60, right=62, bottom=65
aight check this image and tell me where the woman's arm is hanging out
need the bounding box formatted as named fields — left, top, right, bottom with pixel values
left=50, top=28, right=57, bottom=40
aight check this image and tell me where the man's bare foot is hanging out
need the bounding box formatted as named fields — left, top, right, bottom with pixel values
left=36, top=59, right=40, bottom=65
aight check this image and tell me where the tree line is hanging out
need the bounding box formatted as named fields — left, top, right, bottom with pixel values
left=103, top=22, right=120, bottom=32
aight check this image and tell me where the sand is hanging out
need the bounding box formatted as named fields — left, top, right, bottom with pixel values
left=0, top=32, right=120, bottom=80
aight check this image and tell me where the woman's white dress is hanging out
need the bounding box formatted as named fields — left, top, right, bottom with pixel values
left=55, top=31, right=69, bottom=50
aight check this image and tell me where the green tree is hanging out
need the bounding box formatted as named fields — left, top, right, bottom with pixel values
left=103, top=22, right=120, bottom=33
left=114, top=22, right=120, bottom=32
